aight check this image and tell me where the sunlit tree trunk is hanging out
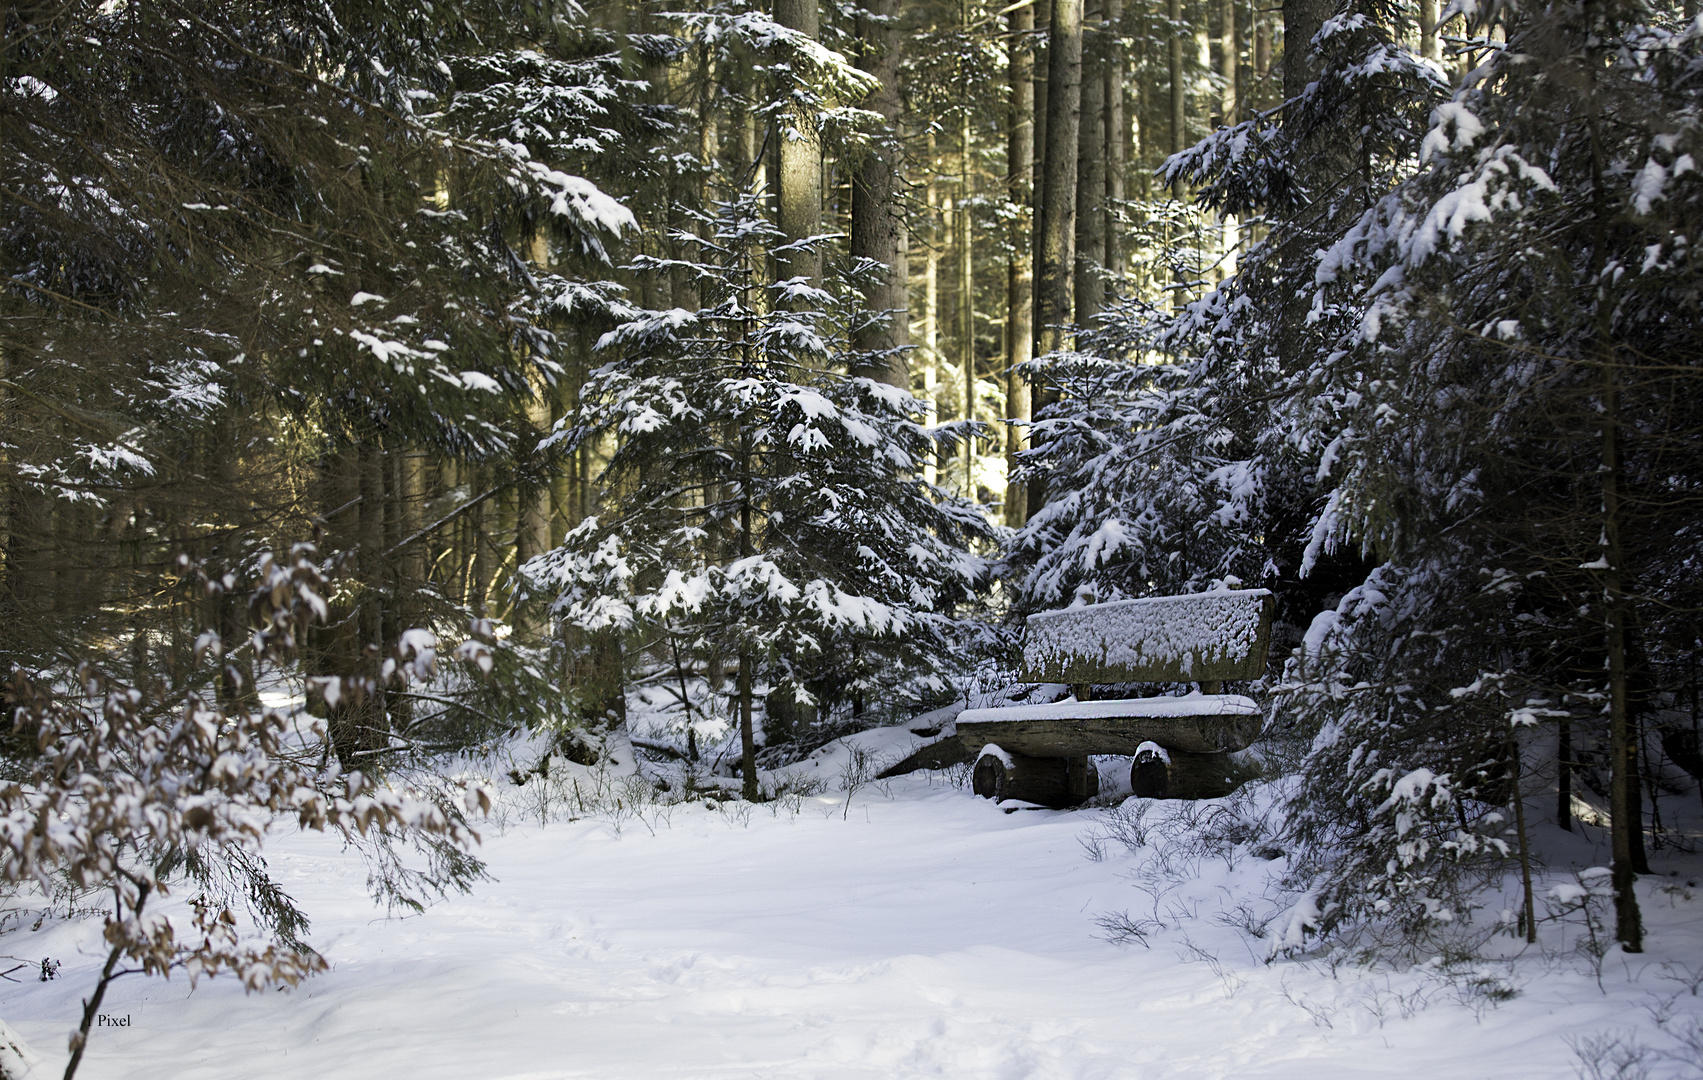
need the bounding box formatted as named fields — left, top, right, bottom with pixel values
left=923, top=138, right=942, bottom=486
left=850, top=0, right=909, bottom=388
left=959, top=102, right=976, bottom=495
left=1074, top=0, right=1106, bottom=329
left=1005, top=0, right=1036, bottom=527
left=1169, top=0, right=1185, bottom=168
left=1037, top=0, right=1082, bottom=359
left=1103, top=0, right=1125, bottom=285
left=775, top=0, right=822, bottom=290
left=1418, top=0, right=1440, bottom=62
left=1218, top=0, right=1236, bottom=125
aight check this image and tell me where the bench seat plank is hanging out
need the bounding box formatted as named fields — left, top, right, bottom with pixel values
left=956, top=693, right=1261, bottom=756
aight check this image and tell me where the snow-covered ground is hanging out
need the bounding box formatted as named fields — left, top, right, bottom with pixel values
left=3, top=725, right=1701, bottom=1080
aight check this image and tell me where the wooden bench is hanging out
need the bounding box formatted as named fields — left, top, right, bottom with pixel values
left=882, top=590, right=1274, bottom=808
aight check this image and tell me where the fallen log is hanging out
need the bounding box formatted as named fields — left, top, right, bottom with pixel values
left=874, top=733, right=977, bottom=779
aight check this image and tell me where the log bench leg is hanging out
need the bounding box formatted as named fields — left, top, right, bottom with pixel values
left=973, top=749, right=1098, bottom=808
left=1130, top=747, right=1239, bottom=800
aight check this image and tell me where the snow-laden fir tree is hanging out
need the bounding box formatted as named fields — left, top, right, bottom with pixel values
left=1, top=0, right=654, bottom=764
left=524, top=196, right=992, bottom=799
left=1282, top=0, right=1703, bottom=955
left=1008, top=1, right=1448, bottom=623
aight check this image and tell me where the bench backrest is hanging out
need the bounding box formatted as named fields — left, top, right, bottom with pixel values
left=1022, top=590, right=1275, bottom=685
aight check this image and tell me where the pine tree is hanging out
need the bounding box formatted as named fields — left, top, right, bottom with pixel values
left=2, top=0, right=648, bottom=757
left=1282, top=0, right=1703, bottom=954
left=525, top=198, right=993, bottom=799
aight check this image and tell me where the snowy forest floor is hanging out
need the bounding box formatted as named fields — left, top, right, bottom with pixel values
left=4, top=718, right=1703, bottom=1080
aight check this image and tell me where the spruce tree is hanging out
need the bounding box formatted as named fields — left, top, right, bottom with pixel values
left=525, top=197, right=993, bottom=799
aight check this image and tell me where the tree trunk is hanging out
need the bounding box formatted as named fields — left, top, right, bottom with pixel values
left=0, top=344, right=11, bottom=634
left=959, top=106, right=976, bottom=496
left=1418, top=0, right=1440, bottom=62
left=850, top=0, right=909, bottom=387
left=1276, top=0, right=1349, bottom=365
left=1074, top=0, right=1106, bottom=330
left=1605, top=395, right=1642, bottom=950
left=1036, top=0, right=1082, bottom=359
left=738, top=418, right=760, bottom=802
left=775, top=0, right=822, bottom=290
left=1219, top=0, right=1241, bottom=294
left=1103, top=0, right=1125, bottom=284
left=1283, top=0, right=1333, bottom=106
left=1033, top=0, right=1050, bottom=320
left=923, top=145, right=942, bottom=486
left=1029, top=0, right=1081, bottom=520
left=1218, top=0, right=1237, bottom=126
left=973, top=749, right=1097, bottom=807
left=516, top=396, right=553, bottom=638
left=1130, top=747, right=1239, bottom=799
left=1169, top=0, right=1184, bottom=162
left=1583, top=0, right=1641, bottom=947
left=1004, top=0, right=1036, bottom=528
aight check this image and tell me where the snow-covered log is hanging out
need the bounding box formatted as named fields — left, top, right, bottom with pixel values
left=971, top=747, right=1098, bottom=807
left=955, top=694, right=1261, bottom=756
left=1022, top=590, right=1274, bottom=685
left=1129, top=746, right=1239, bottom=800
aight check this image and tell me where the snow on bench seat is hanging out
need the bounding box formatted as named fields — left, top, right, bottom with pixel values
left=1022, top=589, right=1274, bottom=685
left=956, top=693, right=1263, bottom=757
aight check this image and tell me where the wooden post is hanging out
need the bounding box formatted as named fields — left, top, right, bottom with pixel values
left=1131, top=747, right=1238, bottom=799
left=974, top=749, right=1094, bottom=807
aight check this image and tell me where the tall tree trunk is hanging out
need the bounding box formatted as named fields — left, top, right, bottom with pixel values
left=1604, top=361, right=1643, bottom=952
left=670, top=45, right=713, bottom=313
left=775, top=0, right=822, bottom=290
left=960, top=106, right=976, bottom=495
left=1030, top=0, right=1081, bottom=518
left=1005, top=0, right=1036, bottom=527
left=1579, top=0, right=1640, bottom=950
left=1276, top=0, right=1347, bottom=364
left=1103, top=0, right=1125, bottom=285
left=738, top=422, right=759, bottom=801
left=401, top=450, right=426, bottom=582
left=0, top=345, right=10, bottom=627
left=1032, top=0, right=1050, bottom=341
left=1169, top=0, right=1185, bottom=163
left=1218, top=0, right=1237, bottom=125
left=850, top=0, right=909, bottom=387
left=1036, top=0, right=1082, bottom=358
left=924, top=135, right=942, bottom=486
left=1283, top=0, right=1332, bottom=107
left=516, top=400, right=553, bottom=637
left=1074, top=0, right=1106, bottom=329
left=1418, top=0, right=1440, bottom=62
